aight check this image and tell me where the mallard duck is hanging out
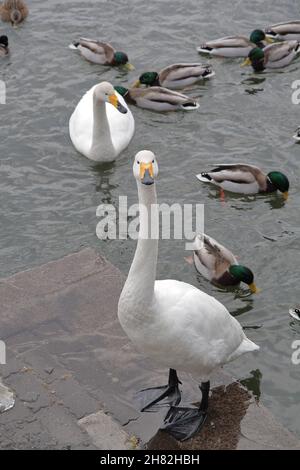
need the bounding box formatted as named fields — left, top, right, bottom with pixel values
left=133, top=63, right=215, bottom=90
left=193, top=234, right=257, bottom=293
left=69, top=38, right=134, bottom=70
left=197, top=29, right=271, bottom=58
left=114, top=85, right=199, bottom=111
left=69, top=81, right=135, bottom=162
left=265, top=21, right=300, bottom=41
left=0, top=35, right=8, bottom=56
left=242, top=41, right=300, bottom=71
left=293, top=126, right=300, bottom=141
left=0, top=0, right=28, bottom=26
left=289, top=307, right=300, bottom=321
left=118, top=150, right=259, bottom=441
left=196, top=163, right=289, bottom=199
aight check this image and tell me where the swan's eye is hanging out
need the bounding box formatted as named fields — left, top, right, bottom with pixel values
left=152, top=160, right=155, bottom=163
left=137, top=161, right=140, bottom=165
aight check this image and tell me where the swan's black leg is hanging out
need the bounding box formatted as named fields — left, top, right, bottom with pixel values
left=137, top=369, right=182, bottom=412
left=161, top=380, right=210, bottom=441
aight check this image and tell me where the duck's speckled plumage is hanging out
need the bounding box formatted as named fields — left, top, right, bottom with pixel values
left=196, top=163, right=289, bottom=197
left=115, top=86, right=199, bottom=112
left=0, top=0, right=28, bottom=25
left=265, top=21, right=300, bottom=41
left=137, top=63, right=214, bottom=90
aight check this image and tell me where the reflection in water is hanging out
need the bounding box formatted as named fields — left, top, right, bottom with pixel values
left=230, top=300, right=255, bottom=317
left=91, top=161, right=117, bottom=205
left=240, top=369, right=262, bottom=401
left=264, top=196, right=288, bottom=211
left=241, top=77, right=266, bottom=86
left=147, top=382, right=251, bottom=450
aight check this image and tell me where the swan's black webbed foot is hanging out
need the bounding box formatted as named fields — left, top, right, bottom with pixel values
left=137, top=369, right=181, bottom=412
left=160, top=380, right=210, bottom=441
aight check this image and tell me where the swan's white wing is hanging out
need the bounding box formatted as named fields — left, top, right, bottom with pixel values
left=152, top=279, right=258, bottom=376
left=69, top=85, right=95, bottom=157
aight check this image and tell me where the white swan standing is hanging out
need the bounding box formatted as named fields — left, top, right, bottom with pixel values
left=69, top=82, right=135, bottom=162
left=118, top=150, right=259, bottom=441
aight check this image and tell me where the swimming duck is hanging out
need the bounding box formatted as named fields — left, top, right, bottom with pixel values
left=196, top=163, right=289, bottom=199
left=69, top=81, right=135, bottom=162
left=193, top=234, right=257, bottom=293
left=197, top=29, right=271, bottom=58
left=0, top=35, right=8, bottom=56
left=133, top=63, right=215, bottom=90
left=118, top=150, right=259, bottom=441
left=289, top=307, right=300, bottom=321
left=242, top=41, right=300, bottom=71
left=0, top=0, right=28, bottom=26
left=69, top=38, right=134, bottom=70
left=114, top=85, right=199, bottom=112
left=265, top=21, right=300, bottom=41
left=293, top=127, right=300, bottom=141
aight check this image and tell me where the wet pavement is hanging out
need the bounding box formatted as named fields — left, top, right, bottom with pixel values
left=0, top=249, right=299, bottom=450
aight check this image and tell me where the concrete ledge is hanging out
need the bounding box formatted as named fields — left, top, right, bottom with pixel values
left=78, top=411, right=134, bottom=450
left=0, top=248, right=299, bottom=450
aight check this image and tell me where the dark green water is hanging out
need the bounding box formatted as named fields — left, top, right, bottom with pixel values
left=0, top=0, right=300, bottom=436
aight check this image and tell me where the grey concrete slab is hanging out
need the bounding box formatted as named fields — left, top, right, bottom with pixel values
left=78, top=410, right=134, bottom=450
left=0, top=248, right=299, bottom=450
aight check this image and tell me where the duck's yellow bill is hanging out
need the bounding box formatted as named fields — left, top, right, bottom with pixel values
left=241, top=57, right=251, bottom=67
left=265, top=36, right=275, bottom=44
left=123, top=63, right=135, bottom=71
left=249, top=282, right=260, bottom=294
left=132, top=79, right=141, bottom=88
left=283, top=191, right=289, bottom=201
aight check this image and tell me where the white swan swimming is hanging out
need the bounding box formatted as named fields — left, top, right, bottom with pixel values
left=69, top=81, right=135, bottom=163
left=117, top=150, right=259, bottom=441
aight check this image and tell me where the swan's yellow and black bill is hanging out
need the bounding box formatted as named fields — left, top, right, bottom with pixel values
left=140, top=162, right=154, bottom=186
left=249, top=282, right=259, bottom=294
left=241, top=57, right=251, bottom=67
left=108, top=94, right=128, bottom=114
left=133, top=80, right=141, bottom=88
left=283, top=191, right=289, bottom=200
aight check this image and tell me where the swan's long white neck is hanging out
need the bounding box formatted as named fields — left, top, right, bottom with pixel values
left=89, top=93, right=115, bottom=160
left=119, top=181, right=158, bottom=318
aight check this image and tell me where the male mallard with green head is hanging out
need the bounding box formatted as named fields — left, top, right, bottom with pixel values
left=265, top=21, right=300, bottom=41
left=242, top=41, right=300, bottom=71
left=197, top=29, right=272, bottom=58
left=193, top=234, right=258, bottom=294
left=0, top=35, right=8, bottom=56
left=69, top=38, right=134, bottom=70
left=133, top=63, right=214, bottom=90
left=114, top=85, right=199, bottom=112
left=196, top=163, right=289, bottom=199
